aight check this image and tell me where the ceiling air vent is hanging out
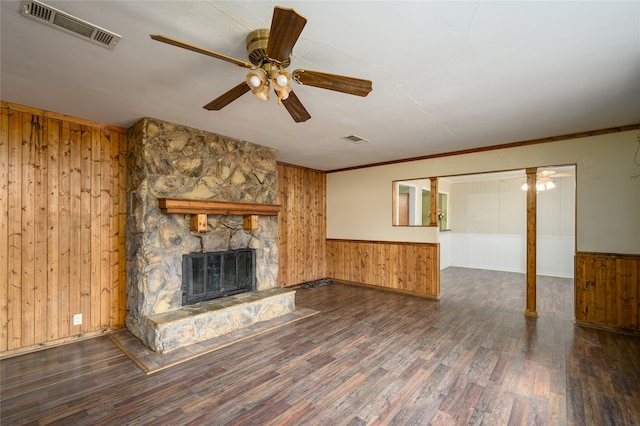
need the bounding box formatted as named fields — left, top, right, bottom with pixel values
left=20, top=0, right=121, bottom=49
left=342, top=134, right=369, bottom=144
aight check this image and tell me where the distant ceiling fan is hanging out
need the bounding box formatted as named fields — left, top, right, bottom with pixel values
left=520, top=169, right=575, bottom=191
left=150, top=6, right=373, bottom=122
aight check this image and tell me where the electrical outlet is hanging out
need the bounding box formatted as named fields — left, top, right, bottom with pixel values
left=73, top=313, right=82, bottom=326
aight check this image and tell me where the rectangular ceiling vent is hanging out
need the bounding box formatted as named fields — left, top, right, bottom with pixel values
left=20, top=0, right=121, bottom=49
left=342, top=134, right=370, bottom=144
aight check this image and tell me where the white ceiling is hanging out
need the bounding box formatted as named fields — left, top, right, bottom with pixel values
left=2, top=1, right=639, bottom=171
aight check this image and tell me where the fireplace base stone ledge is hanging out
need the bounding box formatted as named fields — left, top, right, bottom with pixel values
left=141, top=288, right=296, bottom=353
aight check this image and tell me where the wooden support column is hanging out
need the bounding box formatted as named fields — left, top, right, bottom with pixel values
left=429, top=177, right=439, bottom=227
left=524, top=168, right=539, bottom=318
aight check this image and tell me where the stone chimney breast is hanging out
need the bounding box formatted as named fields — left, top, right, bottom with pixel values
left=124, top=118, right=280, bottom=352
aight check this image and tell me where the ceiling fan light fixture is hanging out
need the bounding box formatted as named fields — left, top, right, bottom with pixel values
left=246, top=69, right=268, bottom=88
left=272, top=70, right=292, bottom=103
left=246, top=69, right=270, bottom=101
left=521, top=177, right=556, bottom=192
left=248, top=75, right=262, bottom=88
left=253, top=85, right=270, bottom=101
left=275, top=74, right=288, bottom=87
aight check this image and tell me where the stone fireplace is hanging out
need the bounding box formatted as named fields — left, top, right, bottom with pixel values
left=125, top=118, right=294, bottom=353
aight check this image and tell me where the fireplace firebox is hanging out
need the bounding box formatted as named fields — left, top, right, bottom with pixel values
left=182, top=249, right=256, bottom=305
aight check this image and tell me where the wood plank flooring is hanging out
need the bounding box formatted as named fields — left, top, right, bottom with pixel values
left=1, top=267, right=639, bottom=425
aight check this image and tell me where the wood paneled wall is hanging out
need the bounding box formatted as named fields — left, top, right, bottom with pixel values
left=277, top=163, right=326, bottom=287
left=327, top=239, right=440, bottom=298
left=575, top=252, right=639, bottom=333
left=0, top=102, right=127, bottom=355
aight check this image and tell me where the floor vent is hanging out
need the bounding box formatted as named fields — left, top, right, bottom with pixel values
left=20, top=0, right=121, bottom=49
left=342, top=134, right=369, bottom=144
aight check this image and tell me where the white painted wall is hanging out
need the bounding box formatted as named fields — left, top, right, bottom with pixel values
left=327, top=130, right=640, bottom=256
left=443, top=234, right=574, bottom=277
left=449, top=233, right=526, bottom=273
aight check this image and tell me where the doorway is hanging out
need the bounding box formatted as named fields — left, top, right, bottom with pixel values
left=438, top=165, right=576, bottom=317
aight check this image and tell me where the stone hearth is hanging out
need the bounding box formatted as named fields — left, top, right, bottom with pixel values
left=142, top=288, right=294, bottom=353
left=125, top=118, right=291, bottom=352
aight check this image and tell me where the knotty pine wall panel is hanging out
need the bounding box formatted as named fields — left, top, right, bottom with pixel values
left=0, top=103, right=127, bottom=354
left=277, top=163, right=326, bottom=287
left=575, top=252, right=639, bottom=333
left=327, top=239, right=440, bottom=298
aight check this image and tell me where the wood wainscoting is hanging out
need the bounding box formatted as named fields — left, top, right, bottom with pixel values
left=327, top=239, right=440, bottom=298
left=575, top=252, right=639, bottom=333
left=0, top=102, right=128, bottom=356
left=277, top=163, right=327, bottom=287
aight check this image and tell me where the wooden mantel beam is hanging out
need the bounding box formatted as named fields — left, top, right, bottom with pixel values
left=157, top=198, right=281, bottom=216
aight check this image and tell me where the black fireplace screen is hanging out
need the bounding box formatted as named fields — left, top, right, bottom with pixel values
left=182, top=249, right=256, bottom=305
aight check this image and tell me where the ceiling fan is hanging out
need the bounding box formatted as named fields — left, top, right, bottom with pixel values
left=150, top=6, right=373, bottom=123
left=520, top=169, right=575, bottom=191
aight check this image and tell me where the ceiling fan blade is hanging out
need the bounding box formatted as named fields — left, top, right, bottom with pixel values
left=203, top=82, right=251, bottom=110
left=150, top=35, right=253, bottom=68
left=292, top=69, right=372, bottom=97
left=266, top=7, right=307, bottom=63
left=281, top=91, right=311, bottom=122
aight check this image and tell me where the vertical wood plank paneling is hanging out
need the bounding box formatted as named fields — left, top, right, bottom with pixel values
left=392, top=244, right=403, bottom=289
left=429, top=246, right=439, bottom=296
left=277, top=165, right=288, bottom=285
left=33, top=117, right=48, bottom=343
left=326, top=239, right=440, bottom=299
left=117, top=132, right=128, bottom=325
left=100, top=131, right=118, bottom=327
left=417, top=246, right=428, bottom=294
left=0, top=108, right=9, bottom=351
left=46, top=118, right=60, bottom=341
left=100, top=130, right=112, bottom=328
left=90, top=127, right=101, bottom=331
left=617, top=258, right=638, bottom=329
left=293, top=167, right=303, bottom=282
left=1, top=102, right=128, bottom=355
left=58, top=120, right=71, bottom=339
left=69, top=123, right=83, bottom=334
left=109, top=131, right=119, bottom=324
left=604, top=257, right=617, bottom=326
left=7, top=109, right=22, bottom=350
left=575, top=252, right=640, bottom=333
left=276, top=163, right=326, bottom=287
left=637, top=261, right=640, bottom=330
left=576, top=259, right=585, bottom=324
left=594, top=257, right=607, bottom=323
left=630, top=259, right=638, bottom=329
left=584, top=256, right=597, bottom=323
left=21, top=113, right=36, bottom=347
left=58, top=120, right=72, bottom=339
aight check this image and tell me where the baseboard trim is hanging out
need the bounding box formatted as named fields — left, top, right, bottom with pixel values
left=0, top=328, right=120, bottom=360
left=574, top=320, right=640, bottom=337
left=331, top=279, right=440, bottom=300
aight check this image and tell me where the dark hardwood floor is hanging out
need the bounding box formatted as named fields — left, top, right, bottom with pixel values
left=2, top=267, right=639, bottom=425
